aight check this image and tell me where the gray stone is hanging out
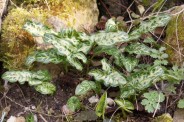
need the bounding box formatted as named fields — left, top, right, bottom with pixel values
left=173, top=109, right=184, bottom=122
left=0, top=0, right=8, bottom=30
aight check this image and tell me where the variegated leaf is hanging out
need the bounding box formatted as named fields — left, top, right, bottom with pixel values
left=26, top=49, right=65, bottom=65
left=23, top=20, right=56, bottom=37
left=67, top=96, right=81, bottom=112
left=2, top=70, right=51, bottom=83
left=121, top=57, right=139, bottom=72
left=35, top=82, right=56, bottom=95
left=89, top=59, right=127, bottom=87
left=105, top=18, right=118, bottom=32
left=94, top=45, right=120, bottom=56
left=24, top=21, right=93, bottom=71
left=125, top=42, right=153, bottom=55
left=129, top=14, right=171, bottom=40
left=90, top=31, right=129, bottom=46
left=2, top=70, right=32, bottom=84
left=96, top=92, right=107, bottom=119
left=120, top=66, right=164, bottom=98
left=75, top=80, right=96, bottom=95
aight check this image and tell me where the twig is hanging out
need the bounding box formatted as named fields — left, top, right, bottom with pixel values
left=109, top=106, right=121, bottom=122
left=39, top=114, right=48, bottom=122
left=151, top=32, right=184, bottom=58
left=152, top=92, right=161, bottom=117
left=99, top=0, right=112, bottom=17
left=156, top=0, right=168, bottom=15
left=167, top=81, right=184, bottom=108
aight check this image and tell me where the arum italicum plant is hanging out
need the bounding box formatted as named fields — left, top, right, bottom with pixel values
left=2, top=13, right=184, bottom=119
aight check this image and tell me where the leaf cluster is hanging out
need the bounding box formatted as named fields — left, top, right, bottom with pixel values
left=2, top=70, right=55, bottom=94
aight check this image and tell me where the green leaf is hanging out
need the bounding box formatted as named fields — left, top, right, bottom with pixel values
left=89, top=59, right=127, bottom=87
left=141, top=91, right=165, bottom=113
left=26, top=114, right=34, bottom=122
left=90, top=31, right=129, bottom=46
left=23, top=20, right=56, bottom=37
left=115, top=99, right=134, bottom=113
left=129, top=14, right=171, bottom=40
left=120, top=66, right=164, bottom=98
left=75, top=80, right=96, bottom=96
left=2, top=70, right=32, bottom=84
left=177, top=99, right=184, bottom=108
left=125, top=42, right=153, bottom=55
left=67, top=96, right=81, bottom=112
left=2, top=70, right=55, bottom=95
left=94, top=45, right=120, bottom=56
left=121, top=56, right=139, bottom=72
left=105, top=18, right=119, bottom=32
left=24, top=21, right=93, bottom=71
left=162, top=66, right=184, bottom=83
left=153, top=0, right=165, bottom=12
left=26, top=49, right=66, bottom=66
left=96, top=92, right=107, bottom=119
left=35, top=82, right=56, bottom=95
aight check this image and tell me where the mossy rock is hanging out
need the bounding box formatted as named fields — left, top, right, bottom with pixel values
left=0, top=0, right=99, bottom=70
left=164, top=5, right=184, bottom=66
left=0, top=8, right=48, bottom=70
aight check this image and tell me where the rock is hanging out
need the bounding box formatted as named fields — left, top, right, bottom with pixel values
left=173, top=109, right=184, bottom=122
left=7, top=116, right=25, bottom=122
left=164, top=5, right=184, bottom=66
left=0, top=0, right=8, bottom=30
left=152, top=113, right=173, bottom=122
left=0, top=0, right=99, bottom=70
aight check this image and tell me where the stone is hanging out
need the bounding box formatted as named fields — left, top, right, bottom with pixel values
left=0, top=0, right=8, bottom=30
left=164, top=5, right=184, bottom=66
left=173, top=109, right=184, bottom=122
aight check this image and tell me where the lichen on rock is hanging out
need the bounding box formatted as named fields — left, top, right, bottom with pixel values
left=164, top=5, right=184, bottom=66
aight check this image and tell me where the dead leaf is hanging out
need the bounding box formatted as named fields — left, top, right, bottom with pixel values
left=88, top=95, right=99, bottom=104
left=7, top=116, right=25, bottom=122
left=61, top=105, right=74, bottom=115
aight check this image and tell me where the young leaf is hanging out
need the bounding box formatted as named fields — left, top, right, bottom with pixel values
left=105, top=18, right=119, bottom=32
left=96, top=92, right=107, bottom=119
left=141, top=91, right=165, bottom=113
left=177, top=99, right=184, bottom=108
left=115, top=99, right=134, bottom=113
left=35, top=82, right=56, bottom=95
left=26, top=114, right=34, bottom=122
left=67, top=96, right=81, bottom=112
left=89, top=59, right=127, bottom=87
left=75, top=80, right=96, bottom=96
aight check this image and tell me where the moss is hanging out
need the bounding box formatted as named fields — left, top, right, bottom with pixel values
left=165, top=6, right=184, bottom=66
left=0, top=8, right=48, bottom=70
left=0, top=0, right=99, bottom=70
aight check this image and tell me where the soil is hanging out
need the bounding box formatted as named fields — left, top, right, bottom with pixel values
left=0, top=71, right=77, bottom=122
